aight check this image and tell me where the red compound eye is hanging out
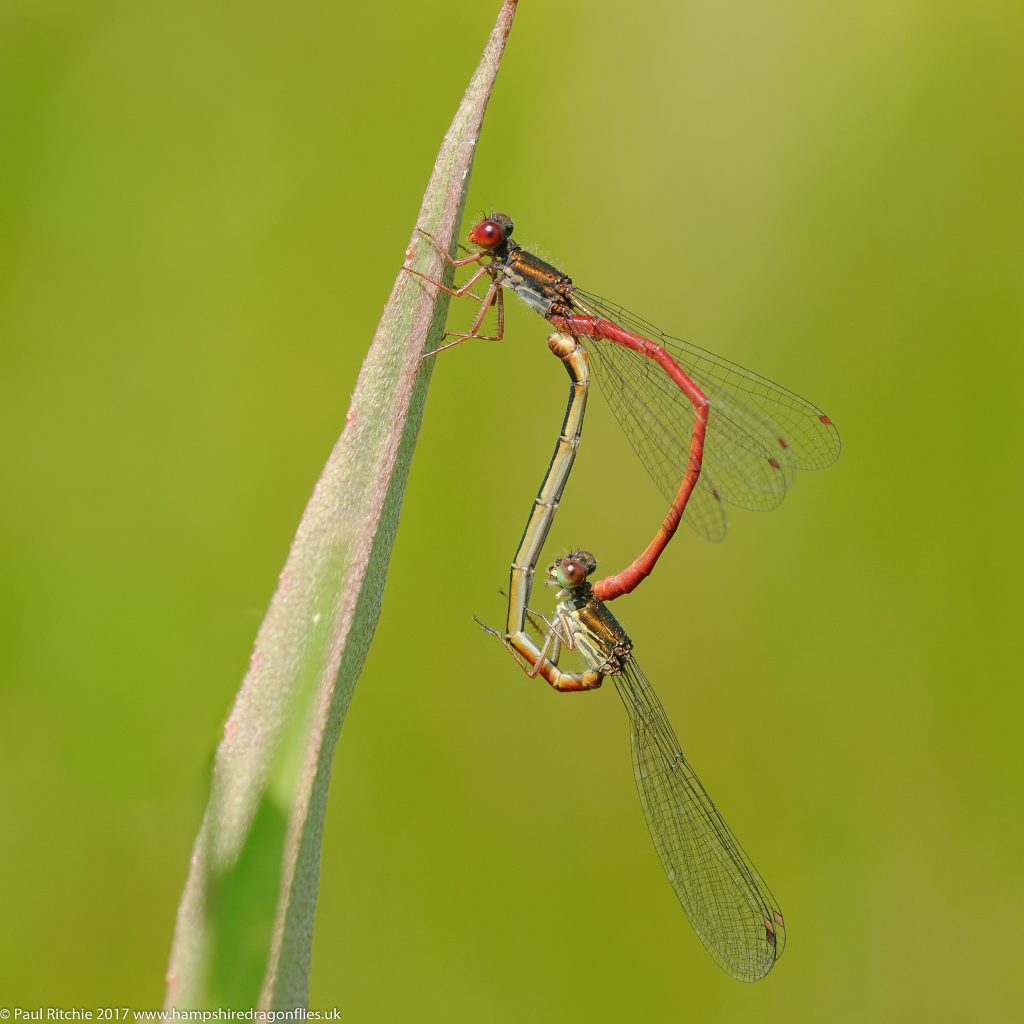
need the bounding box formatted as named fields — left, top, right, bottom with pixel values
left=468, top=218, right=504, bottom=248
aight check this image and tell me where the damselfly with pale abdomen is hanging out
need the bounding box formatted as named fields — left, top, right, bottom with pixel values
left=501, top=331, right=590, bottom=647
left=478, top=550, right=786, bottom=983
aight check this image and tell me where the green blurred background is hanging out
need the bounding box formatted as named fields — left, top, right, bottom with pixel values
left=2, top=0, right=1022, bottom=1019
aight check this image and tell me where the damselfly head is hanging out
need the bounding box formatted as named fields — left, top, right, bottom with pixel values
left=548, top=549, right=598, bottom=590
left=467, top=213, right=514, bottom=251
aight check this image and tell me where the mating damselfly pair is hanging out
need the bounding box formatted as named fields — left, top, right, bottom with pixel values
left=405, top=213, right=839, bottom=982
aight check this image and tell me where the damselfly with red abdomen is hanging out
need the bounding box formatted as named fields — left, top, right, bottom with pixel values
left=405, top=214, right=840, bottom=601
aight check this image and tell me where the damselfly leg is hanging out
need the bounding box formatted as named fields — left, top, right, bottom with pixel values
left=404, top=229, right=505, bottom=354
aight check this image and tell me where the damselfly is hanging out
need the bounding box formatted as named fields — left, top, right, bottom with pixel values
left=406, top=214, right=840, bottom=601
left=479, top=550, right=786, bottom=983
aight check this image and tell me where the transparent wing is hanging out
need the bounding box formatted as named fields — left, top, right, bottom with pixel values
left=572, top=288, right=840, bottom=541
left=613, top=660, right=786, bottom=981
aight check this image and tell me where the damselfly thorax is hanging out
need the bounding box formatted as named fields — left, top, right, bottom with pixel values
left=554, top=577, right=633, bottom=677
